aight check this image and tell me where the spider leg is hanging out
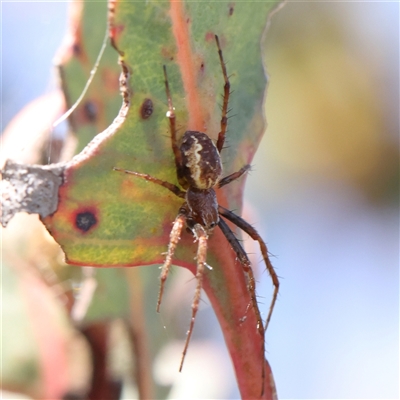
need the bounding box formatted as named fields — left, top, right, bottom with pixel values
left=218, top=206, right=279, bottom=331
left=157, top=212, right=187, bottom=313
left=218, top=164, right=251, bottom=188
left=218, top=217, right=266, bottom=394
left=163, top=66, right=185, bottom=186
left=217, top=218, right=264, bottom=334
left=179, top=223, right=208, bottom=372
left=113, top=167, right=185, bottom=199
left=215, top=35, right=231, bottom=153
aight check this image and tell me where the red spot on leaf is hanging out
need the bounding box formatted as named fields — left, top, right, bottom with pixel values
left=72, top=43, right=82, bottom=57
left=161, top=46, right=175, bottom=61
left=76, top=99, right=103, bottom=126
left=205, top=31, right=215, bottom=42
left=140, top=98, right=154, bottom=119
left=73, top=25, right=90, bottom=65
left=83, top=101, right=98, bottom=122
left=72, top=206, right=99, bottom=233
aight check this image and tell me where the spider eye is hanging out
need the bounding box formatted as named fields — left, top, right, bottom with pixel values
left=209, top=222, right=216, bottom=229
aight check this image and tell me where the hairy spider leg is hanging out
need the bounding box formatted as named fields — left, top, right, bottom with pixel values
left=113, top=167, right=188, bottom=311
left=218, top=206, right=279, bottom=331
left=113, top=166, right=211, bottom=370
left=113, top=168, right=185, bottom=199
left=218, top=217, right=266, bottom=395
left=163, top=66, right=185, bottom=187
left=179, top=223, right=208, bottom=372
left=218, top=218, right=264, bottom=334
left=215, top=35, right=231, bottom=153
left=157, top=212, right=186, bottom=312
left=218, top=164, right=251, bottom=188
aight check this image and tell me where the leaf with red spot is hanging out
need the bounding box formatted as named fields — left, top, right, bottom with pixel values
left=45, top=1, right=275, bottom=266
left=40, top=1, right=281, bottom=398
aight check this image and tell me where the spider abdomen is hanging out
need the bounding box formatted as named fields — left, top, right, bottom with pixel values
left=180, top=131, right=222, bottom=190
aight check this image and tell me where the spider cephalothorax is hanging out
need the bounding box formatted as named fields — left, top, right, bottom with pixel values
left=114, top=35, right=279, bottom=379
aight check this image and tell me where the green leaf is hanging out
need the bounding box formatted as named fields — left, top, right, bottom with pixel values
left=58, top=1, right=122, bottom=153
left=45, top=1, right=273, bottom=267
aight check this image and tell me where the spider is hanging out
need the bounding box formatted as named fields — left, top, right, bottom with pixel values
left=114, top=35, right=279, bottom=374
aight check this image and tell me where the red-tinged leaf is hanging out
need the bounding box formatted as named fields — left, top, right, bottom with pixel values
left=19, top=269, right=70, bottom=399
left=2, top=259, right=89, bottom=399
left=41, top=1, right=281, bottom=398
left=43, top=0, right=276, bottom=267
left=56, top=1, right=122, bottom=151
